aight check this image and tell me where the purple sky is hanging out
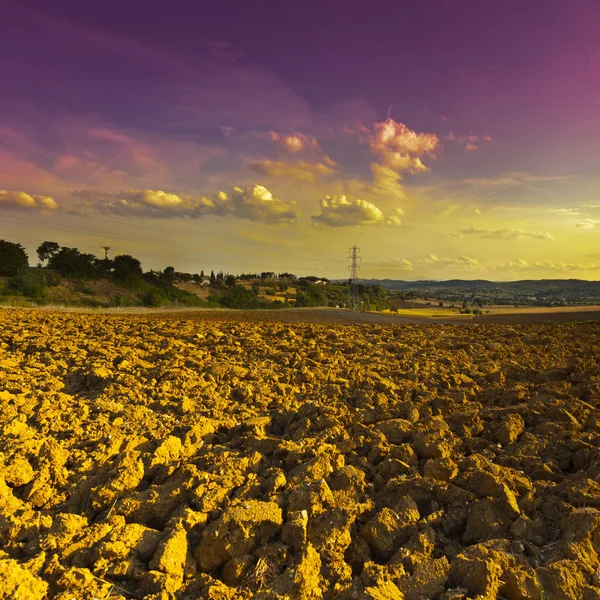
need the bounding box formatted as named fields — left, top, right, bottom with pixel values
left=1, top=0, right=599, bottom=278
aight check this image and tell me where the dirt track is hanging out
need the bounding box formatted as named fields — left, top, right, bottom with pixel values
left=2, top=308, right=600, bottom=599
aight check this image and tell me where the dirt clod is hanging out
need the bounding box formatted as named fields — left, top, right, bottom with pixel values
left=1, top=309, right=600, bottom=598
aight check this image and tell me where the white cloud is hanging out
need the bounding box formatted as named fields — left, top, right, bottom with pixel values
left=367, top=258, right=414, bottom=271
left=71, top=184, right=296, bottom=224
left=311, top=194, right=401, bottom=227
left=372, top=120, right=439, bottom=157
left=552, top=208, right=581, bottom=216
left=419, top=255, right=483, bottom=272
left=230, top=185, right=296, bottom=224
left=460, top=227, right=553, bottom=240
left=496, top=258, right=600, bottom=272
left=0, top=189, right=59, bottom=210
left=368, top=119, right=439, bottom=198
left=576, top=219, right=600, bottom=230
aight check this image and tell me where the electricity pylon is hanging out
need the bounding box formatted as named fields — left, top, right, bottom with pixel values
left=348, top=245, right=361, bottom=311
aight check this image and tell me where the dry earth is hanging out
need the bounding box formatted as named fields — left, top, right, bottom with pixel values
left=1, top=309, right=600, bottom=599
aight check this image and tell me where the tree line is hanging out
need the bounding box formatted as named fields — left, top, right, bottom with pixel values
left=0, top=239, right=392, bottom=310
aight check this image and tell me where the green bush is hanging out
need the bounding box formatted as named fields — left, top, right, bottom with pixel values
left=44, top=271, right=61, bottom=287
left=141, top=288, right=167, bottom=307
left=110, top=295, right=131, bottom=307
left=7, top=271, right=47, bottom=300
left=215, top=285, right=260, bottom=309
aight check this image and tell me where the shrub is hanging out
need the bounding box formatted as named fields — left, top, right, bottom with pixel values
left=7, top=271, right=47, bottom=300
left=110, top=295, right=131, bottom=308
left=141, top=288, right=167, bottom=307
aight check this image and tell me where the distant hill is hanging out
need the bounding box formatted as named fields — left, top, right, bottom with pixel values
left=358, top=279, right=600, bottom=293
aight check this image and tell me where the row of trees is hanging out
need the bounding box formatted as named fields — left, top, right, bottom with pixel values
left=1, top=239, right=392, bottom=311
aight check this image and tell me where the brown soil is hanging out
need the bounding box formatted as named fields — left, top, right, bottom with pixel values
left=1, top=308, right=600, bottom=599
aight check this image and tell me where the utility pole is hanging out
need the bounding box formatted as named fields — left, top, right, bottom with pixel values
left=348, top=245, right=361, bottom=311
left=101, top=246, right=111, bottom=260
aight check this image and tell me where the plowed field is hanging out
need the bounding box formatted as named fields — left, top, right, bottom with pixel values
left=1, top=309, right=600, bottom=599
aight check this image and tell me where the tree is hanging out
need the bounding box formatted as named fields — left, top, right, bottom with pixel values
left=225, top=274, right=236, bottom=287
left=217, top=286, right=260, bottom=309
left=112, top=255, right=143, bottom=284
left=160, top=266, right=176, bottom=286
left=48, top=247, right=96, bottom=278
left=0, top=240, right=29, bottom=276
left=36, top=241, right=60, bottom=264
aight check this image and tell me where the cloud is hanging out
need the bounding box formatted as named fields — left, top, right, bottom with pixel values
left=445, top=132, right=492, bottom=152
left=269, top=131, right=321, bottom=154
left=419, top=255, right=483, bottom=272
left=458, top=172, right=575, bottom=188
left=576, top=219, right=600, bottom=230
left=552, top=208, right=582, bottom=216
left=311, top=194, right=401, bottom=227
left=496, top=258, right=600, bottom=272
left=460, top=227, right=553, bottom=240
left=230, top=185, right=296, bottom=224
left=248, top=160, right=336, bottom=182
left=366, top=258, right=414, bottom=271
left=372, top=120, right=439, bottom=157
left=368, top=119, right=439, bottom=198
left=368, top=164, right=408, bottom=198
left=72, top=184, right=296, bottom=224
left=121, top=189, right=184, bottom=208
left=75, top=188, right=226, bottom=218
left=0, top=189, right=58, bottom=210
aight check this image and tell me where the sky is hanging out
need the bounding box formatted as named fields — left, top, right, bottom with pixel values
left=1, top=0, right=599, bottom=280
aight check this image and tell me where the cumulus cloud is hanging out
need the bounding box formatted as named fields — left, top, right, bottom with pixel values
left=368, top=119, right=439, bottom=197
left=372, top=120, right=439, bottom=157
left=230, top=185, right=296, bottom=224
left=311, top=194, right=401, bottom=227
left=269, top=131, right=321, bottom=154
left=419, top=255, right=483, bottom=272
left=460, top=227, right=553, bottom=240
left=255, top=131, right=337, bottom=182
left=366, top=258, right=414, bottom=271
left=248, top=160, right=336, bottom=182
left=576, top=219, right=600, bottom=230
left=496, top=258, right=600, bottom=272
left=0, top=189, right=59, bottom=210
left=71, top=184, right=296, bottom=224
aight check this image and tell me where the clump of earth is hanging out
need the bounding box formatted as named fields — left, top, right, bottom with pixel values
left=1, top=308, right=600, bottom=599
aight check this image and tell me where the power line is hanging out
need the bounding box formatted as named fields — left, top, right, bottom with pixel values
left=0, top=213, right=346, bottom=264
left=0, top=229, right=351, bottom=274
